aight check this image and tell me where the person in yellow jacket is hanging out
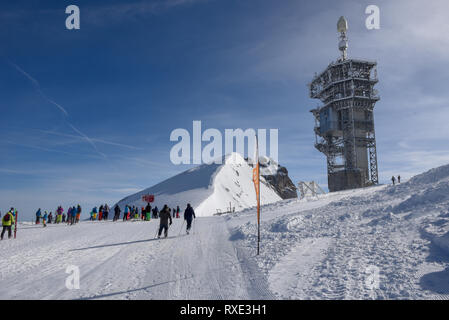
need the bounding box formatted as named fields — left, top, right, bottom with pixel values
left=1, top=210, right=15, bottom=240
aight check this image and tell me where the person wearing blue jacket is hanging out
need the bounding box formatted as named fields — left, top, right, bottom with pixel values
left=90, top=207, right=97, bottom=221
left=42, top=211, right=48, bottom=227
left=184, top=203, right=196, bottom=235
left=71, top=206, right=77, bottom=225
left=123, top=205, right=130, bottom=221
left=35, top=208, right=41, bottom=224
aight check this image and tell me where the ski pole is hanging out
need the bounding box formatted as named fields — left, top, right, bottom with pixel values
left=178, top=220, right=185, bottom=236
left=154, top=225, right=160, bottom=239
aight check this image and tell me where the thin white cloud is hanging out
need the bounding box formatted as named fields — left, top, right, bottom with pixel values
left=36, top=129, right=143, bottom=150
left=2, top=140, right=103, bottom=160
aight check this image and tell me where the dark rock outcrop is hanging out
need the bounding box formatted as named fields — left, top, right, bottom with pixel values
left=261, top=165, right=298, bottom=199
left=246, top=157, right=298, bottom=199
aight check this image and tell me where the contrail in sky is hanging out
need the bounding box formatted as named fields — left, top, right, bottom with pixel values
left=9, top=61, right=69, bottom=116
left=8, top=60, right=107, bottom=159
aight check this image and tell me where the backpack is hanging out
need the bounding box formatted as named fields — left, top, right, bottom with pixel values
left=4, top=214, right=11, bottom=222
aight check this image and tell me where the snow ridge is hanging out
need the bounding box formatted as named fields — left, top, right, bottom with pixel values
left=116, top=153, right=281, bottom=217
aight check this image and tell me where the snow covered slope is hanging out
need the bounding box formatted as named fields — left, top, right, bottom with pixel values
left=3, top=163, right=449, bottom=300
left=116, top=153, right=282, bottom=217
left=229, top=163, right=449, bottom=299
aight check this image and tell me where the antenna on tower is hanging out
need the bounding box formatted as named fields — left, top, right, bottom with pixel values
left=337, top=16, right=348, bottom=60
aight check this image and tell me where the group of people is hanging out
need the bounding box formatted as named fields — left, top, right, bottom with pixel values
left=111, top=202, right=196, bottom=238
left=35, top=204, right=83, bottom=227
left=156, top=203, right=196, bottom=238
left=89, top=204, right=110, bottom=221
left=113, top=204, right=182, bottom=222
left=391, top=175, right=401, bottom=185
left=2, top=202, right=196, bottom=240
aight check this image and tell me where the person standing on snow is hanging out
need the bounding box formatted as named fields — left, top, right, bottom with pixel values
left=103, top=204, right=110, bottom=221
left=71, top=206, right=77, bottom=225
left=152, top=206, right=159, bottom=219
left=1, top=210, right=15, bottom=240
left=35, top=208, right=41, bottom=225
left=98, top=205, right=104, bottom=221
left=176, top=206, right=180, bottom=219
left=42, top=211, right=48, bottom=227
left=145, top=203, right=152, bottom=221
left=66, top=207, right=72, bottom=225
left=398, top=175, right=401, bottom=184
left=113, top=204, right=120, bottom=222
left=76, top=205, right=82, bottom=223
left=90, top=207, right=97, bottom=221
left=157, top=205, right=172, bottom=239
left=184, top=203, right=196, bottom=234
left=391, top=176, right=396, bottom=185
left=123, top=205, right=129, bottom=221
left=48, top=211, right=53, bottom=224
left=56, top=206, right=63, bottom=223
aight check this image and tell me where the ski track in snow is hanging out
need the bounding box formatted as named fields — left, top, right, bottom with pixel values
left=2, top=164, right=449, bottom=299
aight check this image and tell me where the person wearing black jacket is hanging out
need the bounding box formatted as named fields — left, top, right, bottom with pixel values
left=145, top=203, right=152, bottom=221
left=158, top=205, right=172, bottom=238
left=113, top=205, right=121, bottom=222
left=184, top=203, right=196, bottom=234
left=152, top=206, right=159, bottom=219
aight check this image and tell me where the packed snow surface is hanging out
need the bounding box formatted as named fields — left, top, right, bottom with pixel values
left=2, top=163, right=449, bottom=299
left=116, top=153, right=282, bottom=217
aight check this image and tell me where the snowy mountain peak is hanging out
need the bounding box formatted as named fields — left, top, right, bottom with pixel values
left=116, top=152, right=281, bottom=217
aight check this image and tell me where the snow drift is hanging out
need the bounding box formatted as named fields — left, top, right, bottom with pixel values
left=116, top=153, right=282, bottom=216
left=229, top=162, right=449, bottom=299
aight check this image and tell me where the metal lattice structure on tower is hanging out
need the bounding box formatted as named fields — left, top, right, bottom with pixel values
left=309, top=17, right=379, bottom=192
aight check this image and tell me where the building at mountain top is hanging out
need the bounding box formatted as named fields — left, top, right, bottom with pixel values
left=309, top=16, right=380, bottom=192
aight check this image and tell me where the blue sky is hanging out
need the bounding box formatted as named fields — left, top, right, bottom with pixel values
left=1, top=0, right=449, bottom=220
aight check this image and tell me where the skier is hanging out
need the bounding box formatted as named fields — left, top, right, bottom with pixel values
left=184, top=203, right=196, bottom=234
left=42, top=211, right=48, bottom=227
left=71, top=206, right=77, bottom=225
left=113, top=204, right=121, bottom=222
left=76, top=205, right=82, bottom=223
left=176, top=206, right=180, bottom=219
left=134, top=206, right=139, bottom=220
left=123, top=205, right=129, bottom=221
left=66, top=207, right=72, bottom=225
left=145, top=203, right=152, bottom=221
left=103, top=204, right=110, bottom=221
left=98, top=205, right=104, bottom=221
left=398, top=175, right=401, bottom=184
left=1, top=210, right=15, bottom=240
left=152, top=206, right=159, bottom=219
left=157, top=205, right=172, bottom=239
left=90, top=207, right=97, bottom=221
left=392, top=176, right=396, bottom=185
left=48, top=211, right=53, bottom=224
left=35, top=208, right=41, bottom=225
left=56, top=206, right=64, bottom=223
left=62, top=212, right=66, bottom=223
left=172, top=208, right=176, bottom=218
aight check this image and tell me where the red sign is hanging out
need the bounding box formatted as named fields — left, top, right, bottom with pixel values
left=142, top=194, right=154, bottom=203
